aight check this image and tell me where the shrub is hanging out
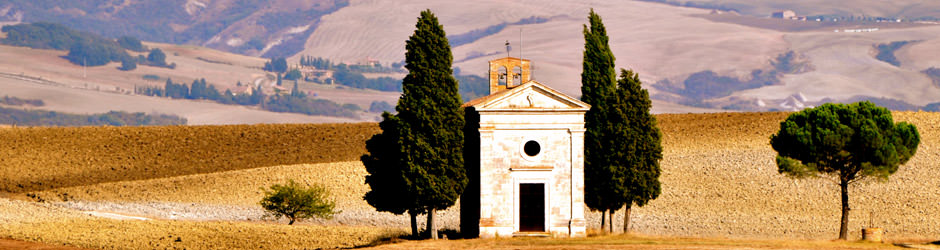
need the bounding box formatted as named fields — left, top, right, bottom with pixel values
left=147, top=48, right=167, bottom=66
left=260, top=180, right=337, bottom=225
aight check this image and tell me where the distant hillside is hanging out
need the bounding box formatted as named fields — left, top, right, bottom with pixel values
left=7, top=0, right=940, bottom=114
left=639, top=0, right=940, bottom=19
left=0, top=0, right=348, bottom=58
left=0, top=106, right=187, bottom=126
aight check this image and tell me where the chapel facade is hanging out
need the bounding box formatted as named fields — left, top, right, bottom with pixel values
left=461, top=57, right=588, bottom=238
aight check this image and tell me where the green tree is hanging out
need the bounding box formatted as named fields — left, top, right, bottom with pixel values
left=361, top=112, right=423, bottom=237
left=119, top=56, right=137, bottom=71
left=190, top=79, right=207, bottom=99
left=580, top=8, right=624, bottom=233
left=117, top=36, right=146, bottom=52
left=284, top=68, right=303, bottom=81
left=610, top=69, right=662, bottom=232
left=264, top=57, right=289, bottom=73
left=147, top=48, right=167, bottom=66
left=770, top=101, right=919, bottom=240
left=397, top=9, right=465, bottom=240
left=259, top=180, right=337, bottom=225
left=65, top=41, right=114, bottom=66
left=206, top=84, right=221, bottom=101
left=290, top=81, right=306, bottom=98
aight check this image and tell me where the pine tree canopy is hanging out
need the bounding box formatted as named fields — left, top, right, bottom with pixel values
left=771, top=101, right=919, bottom=181
left=770, top=101, right=919, bottom=239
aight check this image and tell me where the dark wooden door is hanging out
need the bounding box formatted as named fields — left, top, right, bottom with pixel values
left=519, top=183, right=545, bottom=232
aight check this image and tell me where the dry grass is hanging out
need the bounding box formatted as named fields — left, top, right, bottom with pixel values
left=3, top=112, right=940, bottom=249
left=630, top=111, right=940, bottom=240
left=0, top=123, right=379, bottom=193
left=365, top=234, right=909, bottom=250
left=0, top=198, right=402, bottom=250
left=34, top=162, right=370, bottom=209
left=0, top=76, right=360, bottom=125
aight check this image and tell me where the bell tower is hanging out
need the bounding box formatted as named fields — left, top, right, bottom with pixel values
left=488, top=57, right=531, bottom=94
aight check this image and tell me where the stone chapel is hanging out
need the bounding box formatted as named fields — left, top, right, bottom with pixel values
left=461, top=56, right=588, bottom=238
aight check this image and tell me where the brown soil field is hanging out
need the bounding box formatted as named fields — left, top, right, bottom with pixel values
left=2, top=111, right=939, bottom=249
left=0, top=123, right=378, bottom=193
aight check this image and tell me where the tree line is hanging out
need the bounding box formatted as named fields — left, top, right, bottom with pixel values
left=283, top=56, right=487, bottom=100
left=0, top=96, right=45, bottom=107
left=136, top=78, right=358, bottom=118
left=0, top=106, right=186, bottom=127
left=1, top=22, right=172, bottom=70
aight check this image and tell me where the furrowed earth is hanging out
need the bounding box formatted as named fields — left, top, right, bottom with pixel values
left=1, top=112, right=938, bottom=249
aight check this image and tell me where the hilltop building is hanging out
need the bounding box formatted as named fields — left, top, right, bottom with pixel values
left=461, top=57, right=588, bottom=238
left=772, top=10, right=797, bottom=19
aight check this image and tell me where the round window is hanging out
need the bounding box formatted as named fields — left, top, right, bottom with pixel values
left=523, top=140, right=541, bottom=157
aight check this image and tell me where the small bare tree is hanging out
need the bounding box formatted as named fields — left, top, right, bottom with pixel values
left=260, top=180, right=337, bottom=225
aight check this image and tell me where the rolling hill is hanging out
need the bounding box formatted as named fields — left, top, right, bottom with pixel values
left=4, top=0, right=940, bottom=122
left=0, top=0, right=349, bottom=58
left=298, top=0, right=940, bottom=111
left=2, top=111, right=938, bottom=249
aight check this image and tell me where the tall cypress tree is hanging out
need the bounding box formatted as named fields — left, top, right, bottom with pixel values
left=581, top=8, right=625, bottom=233
left=397, top=9, right=465, bottom=240
left=361, top=112, right=423, bottom=237
left=610, top=69, right=662, bottom=232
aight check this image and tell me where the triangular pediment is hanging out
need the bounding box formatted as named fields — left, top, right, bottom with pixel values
left=465, top=81, right=589, bottom=111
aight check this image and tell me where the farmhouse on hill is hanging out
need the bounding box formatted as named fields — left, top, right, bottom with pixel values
left=772, top=10, right=797, bottom=19
left=461, top=56, right=589, bottom=238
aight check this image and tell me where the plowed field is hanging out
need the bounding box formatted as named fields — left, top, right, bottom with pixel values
left=1, top=111, right=938, bottom=249
left=0, top=123, right=378, bottom=194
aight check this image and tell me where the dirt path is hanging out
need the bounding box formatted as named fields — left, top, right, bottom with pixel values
left=363, top=236, right=914, bottom=250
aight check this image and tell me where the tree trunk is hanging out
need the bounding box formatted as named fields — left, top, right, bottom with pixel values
left=409, top=210, right=419, bottom=238
left=600, top=209, right=607, bottom=234
left=609, top=209, right=615, bottom=233
left=839, top=179, right=850, bottom=240
left=623, top=205, right=632, bottom=233
left=428, top=208, right=438, bottom=240
left=288, top=216, right=295, bottom=225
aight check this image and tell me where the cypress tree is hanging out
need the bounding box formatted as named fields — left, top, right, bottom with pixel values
left=611, top=69, right=663, bottom=232
left=581, top=8, right=625, bottom=233
left=362, top=9, right=464, bottom=240
left=361, top=112, right=423, bottom=237
left=398, top=9, right=465, bottom=240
